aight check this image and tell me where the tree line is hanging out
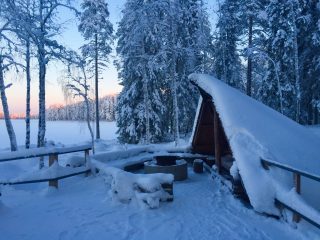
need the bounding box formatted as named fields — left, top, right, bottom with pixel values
left=46, top=95, right=117, bottom=121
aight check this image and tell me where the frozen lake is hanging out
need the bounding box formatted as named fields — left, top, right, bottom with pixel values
left=0, top=119, right=118, bottom=149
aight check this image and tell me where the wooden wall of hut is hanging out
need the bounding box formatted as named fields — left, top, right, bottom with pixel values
left=192, top=90, right=232, bottom=157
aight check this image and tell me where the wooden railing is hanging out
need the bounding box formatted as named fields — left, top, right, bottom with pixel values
left=261, top=158, right=320, bottom=228
left=0, top=144, right=92, bottom=188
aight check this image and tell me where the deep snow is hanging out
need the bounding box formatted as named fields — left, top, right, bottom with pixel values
left=1, top=118, right=320, bottom=238
left=1, top=170, right=318, bottom=240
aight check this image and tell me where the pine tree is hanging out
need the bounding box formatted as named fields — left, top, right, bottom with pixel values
left=116, top=0, right=212, bottom=143
left=79, top=0, right=113, bottom=140
left=161, top=0, right=212, bottom=140
left=297, top=0, right=320, bottom=124
left=263, top=0, right=301, bottom=119
left=213, top=0, right=243, bottom=88
left=116, top=0, right=168, bottom=143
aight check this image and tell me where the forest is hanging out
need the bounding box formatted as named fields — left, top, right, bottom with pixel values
left=46, top=94, right=117, bottom=121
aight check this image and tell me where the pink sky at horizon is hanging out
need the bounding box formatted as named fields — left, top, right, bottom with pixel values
left=2, top=0, right=125, bottom=116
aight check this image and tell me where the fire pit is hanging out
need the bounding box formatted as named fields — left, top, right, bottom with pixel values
left=144, top=155, right=188, bottom=181
left=155, top=156, right=177, bottom=166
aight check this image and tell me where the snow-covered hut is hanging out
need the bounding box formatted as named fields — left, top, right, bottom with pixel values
left=189, top=74, right=320, bottom=223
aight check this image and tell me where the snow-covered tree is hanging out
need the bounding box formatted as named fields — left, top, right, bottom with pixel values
left=6, top=0, right=79, bottom=167
left=65, top=55, right=95, bottom=153
left=6, top=0, right=37, bottom=149
left=296, top=0, right=320, bottom=124
left=262, top=0, right=301, bottom=119
left=0, top=5, right=18, bottom=151
left=213, top=0, right=243, bottom=88
left=116, top=0, right=212, bottom=143
left=78, top=0, right=113, bottom=140
left=116, top=0, right=167, bottom=144
left=235, top=0, right=269, bottom=96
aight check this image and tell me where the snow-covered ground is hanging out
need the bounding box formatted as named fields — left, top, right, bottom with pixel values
left=0, top=121, right=320, bottom=239
left=0, top=120, right=117, bottom=149
left=308, top=125, right=320, bottom=138
left=1, top=170, right=318, bottom=240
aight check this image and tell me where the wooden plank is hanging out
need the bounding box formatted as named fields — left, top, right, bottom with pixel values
left=48, top=154, right=58, bottom=188
left=275, top=199, right=320, bottom=229
left=192, top=100, right=204, bottom=147
left=0, top=144, right=92, bottom=162
left=214, top=108, right=221, bottom=174
left=261, top=158, right=320, bottom=183
left=0, top=169, right=91, bottom=185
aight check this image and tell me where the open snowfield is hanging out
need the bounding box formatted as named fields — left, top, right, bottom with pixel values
left=1, top=170, right=318, bottom=240
left=0, top=120, right=117, bottom=149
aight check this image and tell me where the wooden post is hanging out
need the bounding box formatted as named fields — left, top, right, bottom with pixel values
left=84, top=149, right=91, bottom=176
left=214, top=108, right=221, bottom=174
left=293, top=173, right=301, bottom=223
left=84, top=149, right=89, bottom=165
left=48, top=154, right=58, bottom=188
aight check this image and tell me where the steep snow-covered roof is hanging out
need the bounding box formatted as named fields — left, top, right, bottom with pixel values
left=189, top=74, right=320, bottom=217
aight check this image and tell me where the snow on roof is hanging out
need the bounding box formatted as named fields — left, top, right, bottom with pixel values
left=189, top=73, right=320, bottom=217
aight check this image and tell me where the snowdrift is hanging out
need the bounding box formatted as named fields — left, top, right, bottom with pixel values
left=189, top=73, right=320, bottom=219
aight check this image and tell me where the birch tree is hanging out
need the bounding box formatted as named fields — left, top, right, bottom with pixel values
left=0, top=11, right=18, bottom=151
left=65, top=56, right=95, bottom=153
left=7, top=0, right=37, bottom=148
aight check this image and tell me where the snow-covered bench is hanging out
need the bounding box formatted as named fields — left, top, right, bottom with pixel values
left=92, top=160, right=174, bottom=208
left=0, top=144, right=92, bottom=188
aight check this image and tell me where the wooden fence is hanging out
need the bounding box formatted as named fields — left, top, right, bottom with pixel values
left=261, top=158, right=320, bottom=229
left=0, top=144, right=92, bottom=188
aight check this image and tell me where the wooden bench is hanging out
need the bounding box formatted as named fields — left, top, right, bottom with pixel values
left=261, top=158, right=320, bottom=229
left=0, top=144, right=92, bottom=189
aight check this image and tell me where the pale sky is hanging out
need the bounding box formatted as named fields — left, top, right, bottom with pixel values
left=4, top=0, right=217, bottom=115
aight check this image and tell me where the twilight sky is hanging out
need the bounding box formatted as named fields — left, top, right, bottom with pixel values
left=4, top=0, right=217, bottom=115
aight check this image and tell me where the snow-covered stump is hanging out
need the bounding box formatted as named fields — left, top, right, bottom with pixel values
left=48, top=154, right=58, bottom=188
left=193, top=159, right=203, bottom=173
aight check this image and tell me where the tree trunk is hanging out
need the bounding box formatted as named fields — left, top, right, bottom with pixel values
left=314, top=107, right=319, bottom=125
left=290, top=2, right=301, bottom=123
left=25, top=38, right=31, bottom=149
left=172, top=73, right=180, bottom=146
left=95, top=33, right=100, bottom=140
left=83, top=68, right=95, bottom=153
left=246, top=15, right=253, bottom=97
left=37, top=35, right=46, bottom=169
left=0, top=56, right=18, bottom=151
left=142, top=68, right=150, bottom=144
left=169, top=2, right=180, bottom=146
